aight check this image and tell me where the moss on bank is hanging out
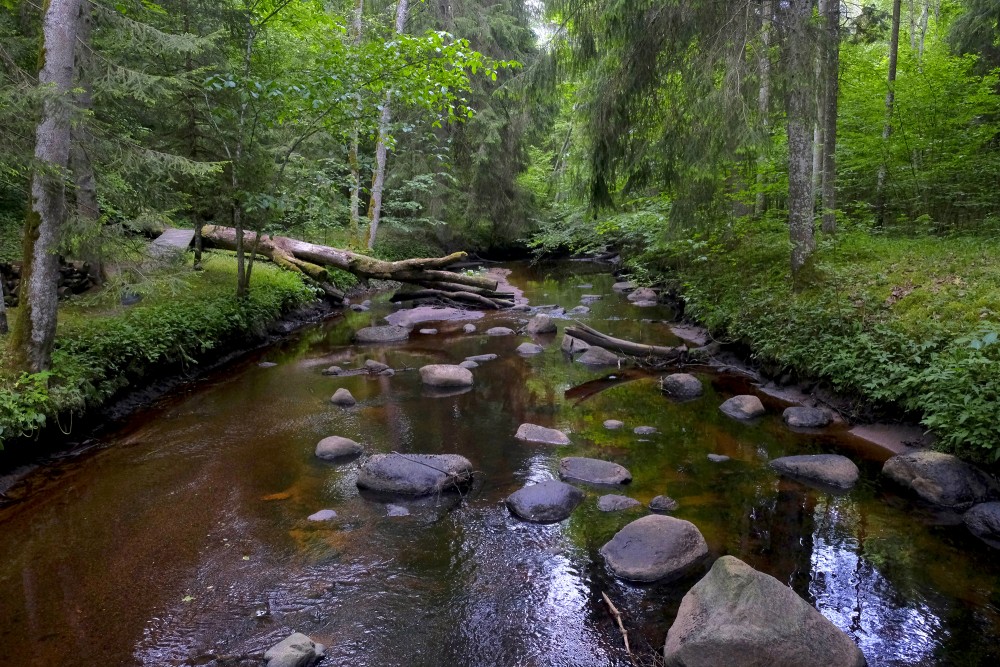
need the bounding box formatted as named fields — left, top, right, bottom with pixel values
left=0, top=252, right=317, bottom=449
left=627, top=229, right=1000, bottom=465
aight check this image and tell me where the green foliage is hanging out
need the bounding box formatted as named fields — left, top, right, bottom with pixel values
left=0, top=253, right=313, bottom=448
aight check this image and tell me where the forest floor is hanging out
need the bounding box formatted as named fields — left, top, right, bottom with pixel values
left=648, top=229, right=1000, bottom=465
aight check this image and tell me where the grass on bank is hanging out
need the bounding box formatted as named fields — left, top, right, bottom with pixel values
left=642, top=228, right=1000, bottom=464
left=0, top=252, right=316, bottom=449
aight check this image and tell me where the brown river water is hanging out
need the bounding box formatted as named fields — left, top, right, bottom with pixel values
left=1, top=262, right=998, bottom=666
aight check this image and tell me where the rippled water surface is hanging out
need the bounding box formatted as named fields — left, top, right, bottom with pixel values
left=1, top=262, right=998, bottom=666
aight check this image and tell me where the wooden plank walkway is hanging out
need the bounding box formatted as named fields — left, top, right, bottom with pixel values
left=149, top=228, right=195, bottom=258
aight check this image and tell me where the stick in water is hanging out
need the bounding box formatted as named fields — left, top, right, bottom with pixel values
left=601, top=591, right=633, bottom=659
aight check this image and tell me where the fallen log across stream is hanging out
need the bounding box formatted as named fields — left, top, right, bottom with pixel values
left=201, top=225, right=512, bottom=308
left=563, top=321, right=689, bottom=360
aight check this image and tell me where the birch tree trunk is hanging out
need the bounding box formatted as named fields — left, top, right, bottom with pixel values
left=10, top=0, right=83, bottom=372
left=821, top=0, right=840, bottom=234
left=366, top=0, right=409, bottom=250
left=875, top=0, right=902, bottom=227
left=755, top=0, right=772, bottom=217
left=784, top=0, right=817, bottom=277
left=347, top=0, right=363, bottom=244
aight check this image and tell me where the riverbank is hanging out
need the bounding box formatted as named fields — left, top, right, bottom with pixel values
left=626, top=228, right=1000, bottom=466
left=0, top=251, right=322, bottom=455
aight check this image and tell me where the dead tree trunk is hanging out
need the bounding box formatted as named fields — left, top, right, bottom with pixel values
left=201, top=225, right=512, bottom=308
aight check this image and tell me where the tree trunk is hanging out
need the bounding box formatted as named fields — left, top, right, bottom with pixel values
left=875, top=0, right=902, bottom=227
left=201, top=225, right=512, bottom=307
left=755, top=0, right=772, bottom=216
left=347, top=0, right=363, bottom=244
left=10, top=0, right=83, bottom=373
left=918, top=0, right=930, bottom=60
left=366, top=0, right=409, bottom=250
left=784, top=0, right=817, bottom=277
left=821, top=0, right=840, bottom=234
left=0, top=278, right=8, bottom=335
left=70, top=0, right=103, bottom=284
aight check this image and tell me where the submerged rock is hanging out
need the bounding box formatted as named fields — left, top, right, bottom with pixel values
left=600, top=515, right=707, bottom=582
left=315, top=436, right=362, bottom=461
left=419, top=364, right=474, bottom=388
left=707, top=454, right=730, bottom=463
left=385, top=306, right=481, bottom=328
left=770, top=454, right=860, bottom=490
left=882, top=450, right=998, bottom=510
left=264, top=632, right=325, bottom=667
left=649, top=495, right=679, bottom=512
left=506, top=480, right=584, bottom=523
left=559, top=457, right=631, bottom=485
left=386, top=504, right=410, bottom=517
left=486, top=326, right=515, bottom=336
left=964, top=502, right=1000, bottom=547
left=580, top=294, right=603, bottom=304
left=363, top=359, right=390, bottom=372
left=576, top=346, right=621, bottom=366
left=418, top=328, right=438, bottom=335
left=663, top=556, right=866, bottom=667
left=526, top=314, right=557, bottom=335
left=258, top=361, right=277, bottom=368
left=603, top=419, right=624, bottom=430
left=321, top=365, right=343, bottom=376
left=356, top=453, right=474, bottom=496
left=719, top=395, right=766, bottom=420
left=597, top=494, right=642, bottom=512
left=354, top=325, right=410, bottom=344
left=465, top=353, right=498, bottom=363
left=330, top=388, right=357, bottom=406
left=515, top=423, right=570, bottom=445
left=662, top=373, right=704, bottom=399
left=612, top=281, right=636, bottom=293
left=568, top=305, right=590, bottom=315
left=782, top=406, right=833, bottom=428
left=516, top=342, right=544, bottom=355
left=634, top=426, right=657, bottom=435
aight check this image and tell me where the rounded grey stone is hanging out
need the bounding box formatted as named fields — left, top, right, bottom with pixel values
left=599, top=515, right=707, bottom=582
left=526, top=314, right=557, bottom=335
left=330, top=388, right=357, bottom=406
left=708, top=453, right=730, bottom=463
left=459, top=360, right=479, bottom=369
left=321, top=365, right=343, bottom=376
left=649, top=495, right=679, bottom=512
left=612, top=281, right=636, bottom=293
left=506, top=480, right=585, bottom=523
left=597, top=494, right=642, bottom=512
left=465, top=353, right=498, bottom=363
left=964, top=502, right=1000, bottom=547
left=363, top=359, right=389, bottom=372
left=559, top=457, right=631, bottom=485
left=561, top=334, right=591, bottom=355
left=634, top=426, right=657, bottom=435
left=515, top=423, right=570, bottom=445
left=516, top=342, right=545, bottom=355
left=419, top=364, right=474, bottom=388
left=315, top=436, right=363, bottom=461
left=354, top=325, right=410, bottom=344
left=662, top=373, right=704, bottom=399
left=258, top=361, right=277, bottom=368
left=770, top=454, right=860, bottom=490
left=882, top=450, right=999, bottom=510
left=486, top=327, right=515, bottom=336
left=357, top=453, right=474, bottom=496
left=580, top=294, right=603, bottom=304
left=604, top=419, right=625, bottom=430
left=418, top=328, right=438, bottom=335
left=576, top=346, right=621, bottom=366
left=568, top=305, right=590, bottom=315
left=462, top=323, right=477, bottom=334
left=720, top=395, right=766, bottom=420
left=307, top=509, right=338, bottom=522
left=627, top=287, right=657, bottom=302
left=782, top=406, right=833, bottom=428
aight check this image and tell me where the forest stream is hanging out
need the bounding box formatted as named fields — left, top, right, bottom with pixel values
left=1, top=262, right=999, bottom=667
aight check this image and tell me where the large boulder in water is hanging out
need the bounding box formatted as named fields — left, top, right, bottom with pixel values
left=315, top=436, right=362, bottom=461
left=264, top=632, right=326, bottom=667
left=782, top=406, right=833, bottom=428
left=561, top=334, right=591, bottom=355
left=964, top=502, right=1000, bottom=548
left=719, top=395, right=766, bottom=420
left=770, top=454, right=859, bottom=490
left=576, top=346, right=621, bottom=366
left=330, top=388, right=357, bottom=406
left=357, top=453, right=474, bottom=496
left=559, top=457, right=631, bottom=485
left=526, top=314, right=557, bottom=335
left=663, top=556, right=866, bottom=667
left=882, top=450, right=998, bottom=510
left=354, top=325, right=410, bottom=344
left=419, top=364, right=474, bottom=388
left=627, top=287, right=657, bottom=302
left=506, top=480, right=584, bottom=523
left=599, top=515, right=707, bottom=582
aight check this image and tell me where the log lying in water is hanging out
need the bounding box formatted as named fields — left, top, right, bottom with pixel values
left=201, top=225, right=509, bottom=307
left=564, top=322, right=688, bottom=360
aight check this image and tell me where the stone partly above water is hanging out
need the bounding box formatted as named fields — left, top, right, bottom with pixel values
left=465, top=353, right=498, bottom=363
left=882, top=450, right=999, bottom=510
left=663, top=556, right=867, bottom=667
left=315, top=436, right=363, bottom=461
left=264, top=632, right=326, bottom=667
left=516, top=342, right=544, bottom=355
left=719, top=395, right=766, bottom=420
left=487, top=327, right=515, bottom=336
left=354, top=325, right=410, bottom=344
left=559, top=457, right=632, bottom=485
left=782, top=406, right=833, bottom=428
left=707, top=454, right=730, bottom=463
left=506, top=480, right=584, bottom=523
left=661, top=373, right=704, bottom=400
left=561, top=334, right=591, bottom=355
left=526, top=314, right=557, bottom=335
left=634, top=426, right=657, bottom=435
left=597, top=494, right=642, bottom=512
left=419, top=364, right=474, bottom=388
left=964, top=502, right=1000, bottom=548
left=330, top=388, right=357, bottom=406
left=384, top=305, right=482, bottom=328
left=603, top=419, right=624, bottom=430
left=770, top=454, right=860, bottom=490
left=575, top=346, right=621, bottom=366
left=649, top=495, right=679, bottom=512
left=357, top=453, right=474, bottom=496
left=515, top=423, right=571, bottom=445
left=307, top=509, right=337, bottom=522
left=627, top=287, right=657, bottom=302
left=600, top=515, right=707, bottom=582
